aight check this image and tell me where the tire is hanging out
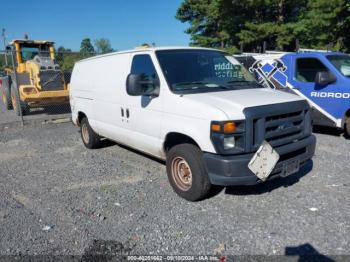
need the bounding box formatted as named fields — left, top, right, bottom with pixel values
left=166, top=143, right=212, bottom=201
left=345, top=116, right=350, bottom=138
left=1, top=81, right=13, bottom=110
left=10, top=84, right=29, bottom=116
left=80, top=117, right=101, bottom=149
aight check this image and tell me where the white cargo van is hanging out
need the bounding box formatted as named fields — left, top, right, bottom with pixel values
left=70, top=47, right=316, bottom=201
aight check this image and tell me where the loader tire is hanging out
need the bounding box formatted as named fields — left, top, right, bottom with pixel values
left=1, top=82, right=12, bottom=110
left=11, top=84, right=29, bottom=116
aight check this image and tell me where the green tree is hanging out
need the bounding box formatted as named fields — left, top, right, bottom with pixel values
left=176, top=0, right=350, bottom=52
left=0, top=55, right=5, bottom=72
left=57, top=46, right=72, bottom=53
left=176, top=0, right=230, bottom=48
left=297, top=0, right=350, bottom=52
left=56, top=46, right=72, bottom=65
left=80, top=38, right=95, bottom=56
left=94, top=38, right=113, bottom=54
left=60, top=52, right=81, bottom=71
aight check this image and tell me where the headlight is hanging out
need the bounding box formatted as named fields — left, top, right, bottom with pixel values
left=210, top=120, right=245, bottom=154
left=224, top=136, right=235, bottom=150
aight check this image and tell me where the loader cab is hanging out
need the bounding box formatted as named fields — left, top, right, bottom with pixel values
left=10, top=40, right=56, bottom=73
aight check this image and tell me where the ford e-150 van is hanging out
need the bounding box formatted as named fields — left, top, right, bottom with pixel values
left=70, top=47, right=316, bottom=201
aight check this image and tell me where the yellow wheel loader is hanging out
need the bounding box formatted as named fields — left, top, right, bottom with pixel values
left=0, top=39, right=69, bottom=116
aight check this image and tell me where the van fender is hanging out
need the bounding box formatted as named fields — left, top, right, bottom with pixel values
left=161, top=116, right=215, bottom=155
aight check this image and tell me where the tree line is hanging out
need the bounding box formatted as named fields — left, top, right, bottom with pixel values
left=55, top=38, right=114, bottom=71
left=176, top=0, right=350, bottom=53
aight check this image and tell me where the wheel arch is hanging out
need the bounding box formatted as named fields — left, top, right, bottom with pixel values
left=163, top=132, right=201, bottom=153
left=77, top=111, right=87, bottom=126
left=342, top=108, right=350, bottom=128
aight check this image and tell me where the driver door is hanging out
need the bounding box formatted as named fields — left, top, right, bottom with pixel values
left=121, top=53, right=163, bottom=157
left=289, top=56, right=342, bottom=122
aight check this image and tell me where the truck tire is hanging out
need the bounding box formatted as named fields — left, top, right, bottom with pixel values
left=80, top=117, right=102, bottom=149
left=166, top=143, right=212, bottom=201
left=10, top=84, right=29, bottom=116
left=345, top=116, right=350, bottom=138
left=1, top=82, right=12, bottom=110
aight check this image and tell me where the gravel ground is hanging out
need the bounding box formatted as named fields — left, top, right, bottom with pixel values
left=0, top=102, right=70, bottom=126
left=0, top=122, right=349, bottom=259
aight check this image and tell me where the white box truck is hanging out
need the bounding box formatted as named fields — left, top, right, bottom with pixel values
left=69, top=47, right=316, bottom=201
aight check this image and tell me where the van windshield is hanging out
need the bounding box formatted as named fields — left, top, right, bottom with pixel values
left=327, top=55, right=350, bottom=77
left=156, top=49, right=261, bottom=94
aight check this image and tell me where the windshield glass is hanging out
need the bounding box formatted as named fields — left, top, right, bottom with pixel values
left=327, top=55, right=350, bottom=77
left=21, top=44, right=50, bottom=61
left=156, top=49, right=260, bottom=94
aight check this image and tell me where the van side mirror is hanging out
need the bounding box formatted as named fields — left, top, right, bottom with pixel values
left=315, top=71, right=336, bottom=85
left=126, top=73, right=159, bottom=96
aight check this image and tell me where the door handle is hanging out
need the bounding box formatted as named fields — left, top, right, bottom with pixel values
left=126, top=108, right=130, bottom=118
left=121, top=107, right=124, bottom=117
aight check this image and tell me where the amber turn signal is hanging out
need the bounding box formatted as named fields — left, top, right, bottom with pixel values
left=211, top=121, right=237, bottom=134
left=223, top=122, right=236, bottom=133
left=211, top=123, right=221, bottom=132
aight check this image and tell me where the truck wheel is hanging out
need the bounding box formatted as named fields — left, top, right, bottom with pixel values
left=166, top=143, right=212, bottom=201
left=10, top=84, right=29, bottom=116
left=1, top=84, right=12, bottom=110
left=80, top=117, right=101, bottom=149
left=345, top=116, right=350, bottom=138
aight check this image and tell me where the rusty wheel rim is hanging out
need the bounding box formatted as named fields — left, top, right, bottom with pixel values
left=171, top=157, right=192, bottom=191
left=81, top=123, right=90, bottom=144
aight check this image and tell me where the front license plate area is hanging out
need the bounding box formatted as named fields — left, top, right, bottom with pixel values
left=248, top=141, right=280, bottom=181
left=282, top=160, right=300, bottom=177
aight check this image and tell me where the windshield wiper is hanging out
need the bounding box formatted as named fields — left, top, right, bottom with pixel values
left=173, top=81, right=236, bottom=91
left=173, top=81, right=208, bottom=87
left=226, top=80, right=251, bottom=84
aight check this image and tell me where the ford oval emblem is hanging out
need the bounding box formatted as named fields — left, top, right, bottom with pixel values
left=278, top=121, right=294, bottom=131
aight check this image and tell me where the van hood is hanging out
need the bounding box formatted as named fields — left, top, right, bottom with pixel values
left=183, top=88, right=304, bottom=119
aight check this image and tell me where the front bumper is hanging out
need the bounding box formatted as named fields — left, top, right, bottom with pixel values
left=203, top=135, right=316, bottom=186
left=20, top=87, right=69, bottom=106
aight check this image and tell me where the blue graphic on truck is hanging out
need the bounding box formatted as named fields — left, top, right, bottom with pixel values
left=235, top=51, right=350, bottom=135
left=249, top=59, right=288, bottom=89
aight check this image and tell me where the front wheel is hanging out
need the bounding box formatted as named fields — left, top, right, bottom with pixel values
left=1, top=83, right=12, bottom=110
left=345, top=116, right=350, bottom=138
left=11, top=84, right=29, bottom=116
left=80, top=117, right=102, bottom=149
left=166, top=143, right=212, bottom=201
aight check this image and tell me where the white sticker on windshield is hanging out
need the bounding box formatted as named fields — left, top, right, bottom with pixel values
left=225, top=56, right=241, bottom=65
left=205, top=83, right=219, bottom=88
left=340, top=65, right=350, bottom=76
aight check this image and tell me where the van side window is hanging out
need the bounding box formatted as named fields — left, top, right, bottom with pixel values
left=296, top=58, right=329, bottom=82
left=130, top=54, right=159, bottom=81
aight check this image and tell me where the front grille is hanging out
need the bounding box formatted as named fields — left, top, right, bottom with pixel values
left=253, top=109, right=306, bottom=148
left=243, top=100, right=310, bottom=152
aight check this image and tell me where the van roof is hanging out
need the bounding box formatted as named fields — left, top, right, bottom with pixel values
left=77, top=46, right=223, bottom=63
